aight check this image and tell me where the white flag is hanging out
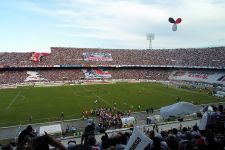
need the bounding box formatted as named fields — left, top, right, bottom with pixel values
left=125, top=127, right=152, bottom=150
left=199, top=112, right=208, bottom=130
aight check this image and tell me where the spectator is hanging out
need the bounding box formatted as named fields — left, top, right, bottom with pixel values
left=17, top=132, right=67, bottom=150
left=87, top=135, right=100, bottom=150
left=149, top=136, right=167, bottom=150
left=17, top=125, right=35, bottom=145
left=98, top=133, right=109, bottom=150
left=218, top=105, right=225, bottom=121
left=191, top=126, right=200, bottom=137
left=115, top=134, right=126, bottom=150
left=81, top=119, right=96, bottom=144
left=67, top=140, right=76, bottom=150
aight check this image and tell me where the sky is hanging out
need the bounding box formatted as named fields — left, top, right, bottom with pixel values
left=0, top=0, right=225, bottom=52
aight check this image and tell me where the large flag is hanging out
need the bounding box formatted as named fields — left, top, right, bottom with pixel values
left=25, top=71, right=47, bottom=82
left=83, top=69, right=112, bottom=79
left=125, top=127, right=152, bottom=150
left=198, top=112, right=208, bottom=131
left=30, top=52, right=49, bottom=62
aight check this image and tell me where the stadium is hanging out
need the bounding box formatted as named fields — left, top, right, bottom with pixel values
left=0, top=46, right=225, bottom=149
left=1, top=0, right=225, bottom=149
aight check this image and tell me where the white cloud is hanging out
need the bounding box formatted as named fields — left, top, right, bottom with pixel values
left=5, top=0, right=225, bottom=50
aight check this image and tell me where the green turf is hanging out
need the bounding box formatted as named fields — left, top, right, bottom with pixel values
left=0, top=83, right=220, bottom=127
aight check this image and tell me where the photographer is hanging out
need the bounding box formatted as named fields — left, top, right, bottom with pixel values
left=81, top=119, right=96, bottom=144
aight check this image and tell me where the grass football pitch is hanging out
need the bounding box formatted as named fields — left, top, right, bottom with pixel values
left=0, top=83, right=220, bottom=127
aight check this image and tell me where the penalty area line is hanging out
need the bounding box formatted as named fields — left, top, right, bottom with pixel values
left=81, top=86, right=114, bottom=107
left=95, top=95, right=114, bottom=108
left=5, top=91, right=21, bottom=110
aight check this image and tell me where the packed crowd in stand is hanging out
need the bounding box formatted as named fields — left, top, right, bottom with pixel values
left=0, top=52, right=53, bottom=67
left=110, top=69, right=171, bottom=80
left=47, top=47, right=225, bottom=67
left=0, top=71, right=27, bottom=84
left=39, top=70, right=83, bottom=82
left=0, top=47, right=225, bottom=67
left=1, top=69, right=224, bottom=85
left=1, top=46, right=225, bottom=85
left=1, top=47, right=225, bottom=149
left=0, top=69, right=173, bottom=85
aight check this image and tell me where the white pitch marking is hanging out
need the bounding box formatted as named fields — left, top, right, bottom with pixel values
left=82, top=86, right=114, bottom=107
left=6, top=91, right=21, bottom=110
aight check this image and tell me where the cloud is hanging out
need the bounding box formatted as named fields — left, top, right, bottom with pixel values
left=6, top=0, right=225, bottom=49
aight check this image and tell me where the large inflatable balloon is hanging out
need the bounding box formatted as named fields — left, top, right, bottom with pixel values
left=175, top=18, right=182, bottom=24
left=172, top=24, right=177, bottom=31
left=168, top=17, right=182, bottom=31
left=168, top=17, right=175, bottom=23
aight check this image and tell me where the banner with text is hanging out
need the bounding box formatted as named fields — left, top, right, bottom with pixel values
left=125, top=127, right=152, bottom=150
left=169, top=71, right=225, bottom=85
left=83, top=52, right=113, bottom=61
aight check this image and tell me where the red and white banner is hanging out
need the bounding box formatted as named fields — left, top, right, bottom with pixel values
left=83, top=69, right=112, bottom=79
left=30, top=52, right=49, bottom=62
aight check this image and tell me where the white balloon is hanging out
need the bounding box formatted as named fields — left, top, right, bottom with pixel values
left=172, top=23, right=177, bottom=31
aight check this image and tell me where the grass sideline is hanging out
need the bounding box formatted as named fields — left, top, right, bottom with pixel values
left=0, top=82, right=220, bottom=127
